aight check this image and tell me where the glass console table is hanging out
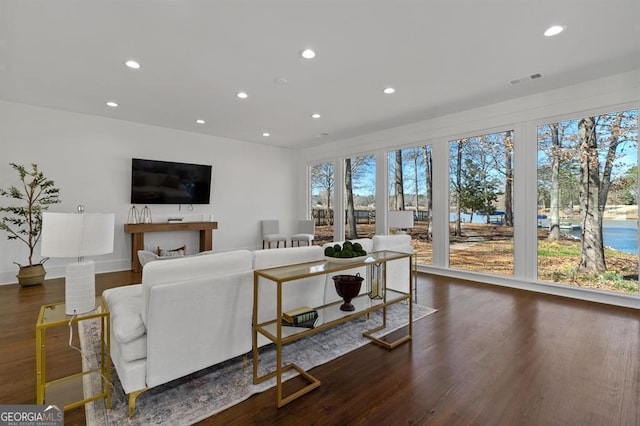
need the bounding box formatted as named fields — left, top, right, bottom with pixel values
left=252, top=250, right=413, bottom=407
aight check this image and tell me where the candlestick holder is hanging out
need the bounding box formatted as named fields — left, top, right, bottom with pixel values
left=140, top=205, right=152, bottom=223
left=368, top=263, right=385, bottom=299
left=127, top=205, right=139, bottom=224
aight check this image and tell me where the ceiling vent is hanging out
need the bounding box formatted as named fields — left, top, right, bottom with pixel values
left=509, top=73, right=543, bottom=85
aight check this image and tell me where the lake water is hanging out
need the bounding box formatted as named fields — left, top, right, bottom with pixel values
left=563, top=220, right=638, bottom=255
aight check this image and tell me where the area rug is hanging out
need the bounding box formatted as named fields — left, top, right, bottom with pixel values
left=80, top=303, right=436, bottom=425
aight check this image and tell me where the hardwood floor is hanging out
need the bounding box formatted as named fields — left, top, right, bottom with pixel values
left=0, top=271, right=139, bottom=425
left=1, top=271, right=639, bottom=425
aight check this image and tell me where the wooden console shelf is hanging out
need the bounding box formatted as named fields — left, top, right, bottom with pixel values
left=124, top=221, right=218, bottom=272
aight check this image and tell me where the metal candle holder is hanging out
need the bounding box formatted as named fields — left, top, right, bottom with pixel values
left=368, top=263, right=385, bottom=299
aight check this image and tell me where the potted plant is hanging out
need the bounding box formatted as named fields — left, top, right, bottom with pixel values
left=0, top=163, right=61, bottom=286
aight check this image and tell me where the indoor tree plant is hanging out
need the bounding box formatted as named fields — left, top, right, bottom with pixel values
left=0, top=163, right=61, bottom=286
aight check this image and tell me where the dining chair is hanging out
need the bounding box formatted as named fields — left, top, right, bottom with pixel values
left=261, top=220, right=288, bottom=249
left=291, top=220, right=315, bottom=247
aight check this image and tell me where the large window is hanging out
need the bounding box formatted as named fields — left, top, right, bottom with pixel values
left=345, top=155, right=375, bottom=240
left=388, top=145, right=433, bottom=265
left=449, top=131, right=514, bottom=275
left=310, top=162, right=334, bottom=246
left=305, top=102, right=638, bottom=304
left=537, top=109, right=638, bottom=294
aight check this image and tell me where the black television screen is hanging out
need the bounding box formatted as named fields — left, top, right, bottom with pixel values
left=131, top=158, right=212, bottom=204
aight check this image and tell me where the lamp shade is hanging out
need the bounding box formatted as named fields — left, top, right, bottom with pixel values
left=41, top=211, right=114, bottom=315
left=41, top=212, right=115, bottom=258
left=388, top=210, right=414, bottom=229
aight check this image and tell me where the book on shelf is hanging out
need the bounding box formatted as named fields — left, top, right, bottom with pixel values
left=282, top=306, right=315, bottom=324
left=282, top=314, right=320, bottom=329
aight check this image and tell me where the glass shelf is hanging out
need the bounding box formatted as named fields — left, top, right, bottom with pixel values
left=254, top=250, right=409, bottom=282
left=39, top=296, right=107, bottom=326
left=256, top=289, right=408, bottom=343
left=44, top=369, right=108, bottom=410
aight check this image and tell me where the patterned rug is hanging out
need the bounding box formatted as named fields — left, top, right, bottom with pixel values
left=80, top=303, right=436, bottom=425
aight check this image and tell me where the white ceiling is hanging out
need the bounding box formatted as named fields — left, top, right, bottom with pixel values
left=1, top=0, right=639, bottom=149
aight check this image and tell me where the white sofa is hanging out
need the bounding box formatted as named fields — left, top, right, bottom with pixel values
left=103, top=236, right=412, bottom=417
left=103, top=250, right=255, bottom=417
left=104, top=245, right=327, bottom=417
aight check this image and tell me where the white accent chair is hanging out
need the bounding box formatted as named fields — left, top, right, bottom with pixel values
left=261, top=220, right=288, bottom=249
left=290, top=220, right=315, bottom=246
left=372, top=234, right=415, bottom=298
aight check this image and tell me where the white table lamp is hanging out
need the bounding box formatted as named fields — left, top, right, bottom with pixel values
left=41, top=207, right=115, bottom=315
left=388, top=210, right=414, bottom=234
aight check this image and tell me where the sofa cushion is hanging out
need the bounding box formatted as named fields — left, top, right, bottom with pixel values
left=138, top=249, right=215, bottom=267
left=103, top=284, right=146, bottom=343
left=119, top=334, right=147, bottom=362
left=157, top=245, right=186, bottom=257
left=137, top=250, right=183, bottom=267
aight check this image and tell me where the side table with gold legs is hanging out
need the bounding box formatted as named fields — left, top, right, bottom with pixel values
left=36, top=295, right=111, bottom=410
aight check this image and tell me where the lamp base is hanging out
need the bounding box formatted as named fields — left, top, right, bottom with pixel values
left=65, top=260, right=96, bottom=315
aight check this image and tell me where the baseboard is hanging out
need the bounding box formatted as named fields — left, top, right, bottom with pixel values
left=0, top=259, right=132, bottom=285
left=419, top=265, right=640, bottom=310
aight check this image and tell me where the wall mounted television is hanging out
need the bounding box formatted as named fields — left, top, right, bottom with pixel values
left=131, top=158, right=212, bottom=204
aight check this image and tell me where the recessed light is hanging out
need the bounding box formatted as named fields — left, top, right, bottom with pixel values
left=195, top=119, right=205, bottom=124
left=274, top=77, right=288, bottom=85
left=262, top=132, right=270, bottom=137
left=236, top=92, right=248, bottom=99
left=383, top=87, right=396, bottom=94
left=544, top=25, right=565, bottom=37
left=124, top=59, right=141, bottom=69
left=301, top=49, right=316, bottom=59
left=106, top=101, right=118, bottom=108
left=311, top=113, right=321, bottom=119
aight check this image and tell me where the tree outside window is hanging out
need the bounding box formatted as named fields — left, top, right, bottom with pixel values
left=537, top=109, right=638, bottom=294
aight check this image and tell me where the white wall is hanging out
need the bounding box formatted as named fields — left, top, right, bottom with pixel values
left=298, top=69, right=640, bottom=308
left=300, top=70, right=640, bottom=160
left=0, top=101, right=298, bottom=284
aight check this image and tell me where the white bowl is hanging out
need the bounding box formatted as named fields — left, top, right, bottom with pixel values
left=324, top=255, right=370, bottom=264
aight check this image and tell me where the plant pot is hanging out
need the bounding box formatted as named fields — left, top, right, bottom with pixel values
left=17, top=264, right=46, bottom=287
left=332, top=273, right=364, bottom=311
